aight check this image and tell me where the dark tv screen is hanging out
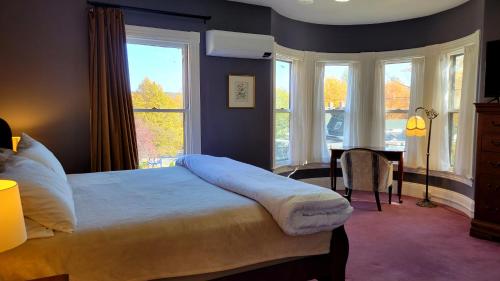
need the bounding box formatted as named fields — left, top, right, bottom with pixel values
left=485, top=40, right=500, bottom=97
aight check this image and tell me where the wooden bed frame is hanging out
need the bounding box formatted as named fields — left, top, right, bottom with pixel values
left=0, top=118, right=350, bottom=281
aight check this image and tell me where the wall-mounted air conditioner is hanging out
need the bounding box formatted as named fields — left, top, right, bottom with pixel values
left=206, top=30, right=274, bottom=60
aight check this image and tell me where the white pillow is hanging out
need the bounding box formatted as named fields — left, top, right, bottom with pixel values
left=25, top=218, right=54, bottom=239
left=16, top=133, right=67, bottom=182
left=0, top=152, right=77, bottom=233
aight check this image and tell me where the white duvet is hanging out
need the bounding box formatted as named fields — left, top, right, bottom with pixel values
left=176, top=155, right=353, bottom=235
left=0, top=166, right=333, bottom=281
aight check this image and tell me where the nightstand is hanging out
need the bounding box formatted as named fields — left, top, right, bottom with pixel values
left=29, top=275, right=69, bottom=281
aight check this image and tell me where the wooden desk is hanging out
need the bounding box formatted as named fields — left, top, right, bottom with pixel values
left=330, top=147, right=405, bottom=203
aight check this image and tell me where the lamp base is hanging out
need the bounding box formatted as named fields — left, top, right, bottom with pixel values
left=416, top=198, right=437, bottom=208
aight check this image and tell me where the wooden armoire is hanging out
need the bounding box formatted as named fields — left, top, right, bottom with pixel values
left=470, top=103, right=500, bottom=241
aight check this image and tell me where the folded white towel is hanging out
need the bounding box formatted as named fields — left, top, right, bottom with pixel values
left=176, top=155, right=353, bottom=236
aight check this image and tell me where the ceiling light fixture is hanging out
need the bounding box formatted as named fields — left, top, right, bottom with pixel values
left=335, top=0, right=351, bottom=2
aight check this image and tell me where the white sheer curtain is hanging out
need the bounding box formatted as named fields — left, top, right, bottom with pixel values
left=405, top=57, right=426, bottom=168
left=429, top=54, right=451, bottom=171
left=455, top=44, right=479, bottom=178
left=289, top=54, right=310, bottom=166
left=343, top=62, right=364, bottom=146
left=371, top=60, right=386, bottom=147
left=310, top=61, right=329, bottom=163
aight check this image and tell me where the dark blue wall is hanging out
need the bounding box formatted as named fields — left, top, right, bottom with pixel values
left=271, top=0, right=484, bottom=53
left=0, top=0, right=488, bottom=173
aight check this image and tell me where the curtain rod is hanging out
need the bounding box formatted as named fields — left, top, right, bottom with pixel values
left=87, top=1, right=211, bottom=23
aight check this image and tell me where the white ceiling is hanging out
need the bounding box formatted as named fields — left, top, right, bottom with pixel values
left=229, top=0, right=470, bottom=25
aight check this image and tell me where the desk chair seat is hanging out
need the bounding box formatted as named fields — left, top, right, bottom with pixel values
left=340, top=149, right=393, bottom=211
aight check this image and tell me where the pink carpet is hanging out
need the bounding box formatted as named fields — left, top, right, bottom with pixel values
left=344, top=192, right=500, bottom=281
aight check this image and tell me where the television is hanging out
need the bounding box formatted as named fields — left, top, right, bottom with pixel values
left=485, top=39, right=500, bottom=98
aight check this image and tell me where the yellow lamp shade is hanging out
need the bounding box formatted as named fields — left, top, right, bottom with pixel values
left=406, top=115, right=426, bottom=137
left=0, top=180, right=27, bottom=252
left=12, top=136, right=21, bottom=152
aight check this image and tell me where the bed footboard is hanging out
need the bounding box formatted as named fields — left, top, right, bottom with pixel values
left=327, top=225, right=350, bottom=281
left=30, top=227, right=349, bottom=281
left=212, top=225, right=349, bottom=281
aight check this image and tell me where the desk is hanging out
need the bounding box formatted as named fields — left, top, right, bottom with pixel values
left=330, top=147, right=404, bottom=203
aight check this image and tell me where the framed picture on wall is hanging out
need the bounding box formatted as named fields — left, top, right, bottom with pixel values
left=228, top=74, right=255, bottom=108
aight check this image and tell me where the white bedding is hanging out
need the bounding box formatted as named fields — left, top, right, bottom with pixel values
left=177, top=155, right=353, bottom=235
left=0, top=167, right=333, bottom=281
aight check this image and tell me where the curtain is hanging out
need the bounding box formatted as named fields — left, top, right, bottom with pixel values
left=455, top=44, right=479, bottom=178
left=310, top=61, right=329, bottom=163
left=89, top=8, right=138, bottom=172
left=429, top=54, right=451, bottom=171
left=405, top=57, right=426, bottom=168
left=343, top=62, right=363, bottom=146
left=371, top=60, right=386, bottom=147
left=289, top=54, right=310, bottom=166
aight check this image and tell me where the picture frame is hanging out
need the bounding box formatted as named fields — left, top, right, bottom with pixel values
left=228, top=74, right=255, bottom=108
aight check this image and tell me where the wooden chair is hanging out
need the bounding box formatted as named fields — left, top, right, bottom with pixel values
left=340, top=148, right=393, bottom=211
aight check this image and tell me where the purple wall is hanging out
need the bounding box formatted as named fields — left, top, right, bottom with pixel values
left=0, top=0, right=90, bottom=173
left=479, top=0, right=500, bottom=101
left=0, top=0, right=489, bottom=173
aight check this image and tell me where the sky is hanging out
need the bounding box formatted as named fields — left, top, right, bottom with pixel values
left=275, top=60, right=291, bottom=91
left=127, top=43, right=184, bottom=93
left=385, top=62, right=412, bottom=86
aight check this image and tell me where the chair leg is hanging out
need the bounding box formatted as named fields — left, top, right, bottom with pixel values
left=345, top=188, right=353, bottom=203
left=374, top=190, right=382, bottom=211
left=388, top=185, right=393, bottom=205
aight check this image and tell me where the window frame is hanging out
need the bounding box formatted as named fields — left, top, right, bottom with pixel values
left=273, top=58, right=293, bottom=167
left=447, top=51, right=465, bottom=168
left=125, top=25, right=201, bottom=156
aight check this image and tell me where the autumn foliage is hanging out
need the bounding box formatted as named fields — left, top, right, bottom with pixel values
left=131, top=78, right=184, bottom=167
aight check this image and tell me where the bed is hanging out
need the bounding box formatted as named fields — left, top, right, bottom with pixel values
left=0, top=118, right=351, bottom=281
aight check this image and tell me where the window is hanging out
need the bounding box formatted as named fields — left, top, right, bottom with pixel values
left=126, top=26, right=200, bottom=169
left=324, top=64, right=349, bottom=149
left=384, top=61, right=412, bottom=150
left=274, top=60, right=291, bottom=164
left=448, top=53, right=464, bottom=167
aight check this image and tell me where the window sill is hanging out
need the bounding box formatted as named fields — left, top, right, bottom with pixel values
left=273, top=161, right=473, bottom=187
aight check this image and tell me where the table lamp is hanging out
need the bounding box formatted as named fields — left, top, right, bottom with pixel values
left=0, top=180, right=27, bottom=252
left=12, top=136, right=21, bottom=152
left=406, top=107, right=438, bottom=208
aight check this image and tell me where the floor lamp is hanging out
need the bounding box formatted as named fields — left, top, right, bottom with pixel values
left=406, top=107, right=439, bottom=208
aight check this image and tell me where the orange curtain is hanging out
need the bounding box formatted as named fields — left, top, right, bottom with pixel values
left=89, top=7, right=138, bottom=171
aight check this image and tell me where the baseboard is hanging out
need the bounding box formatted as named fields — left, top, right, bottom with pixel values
left=300, top=177, right=475, bottom=218
left=403, top=182, right=474, bottom=217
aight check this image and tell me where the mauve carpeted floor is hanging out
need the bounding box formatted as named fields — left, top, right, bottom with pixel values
left=343, top=192, right=500, bottom=281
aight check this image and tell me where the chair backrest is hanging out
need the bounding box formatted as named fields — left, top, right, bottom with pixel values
left=0, top=118, right=13, bottom=150
left=340, top=148, right=391, bottom=192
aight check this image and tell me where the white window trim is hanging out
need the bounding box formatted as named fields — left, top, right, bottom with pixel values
left=382, top=59, right=413, bottom=149
left=273, top=57, right=293, bottom=167
left=323, top=62, right=351, bottom=149
left=125, top=25, right=201, bottom=155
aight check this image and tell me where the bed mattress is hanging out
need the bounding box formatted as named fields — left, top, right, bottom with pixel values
left=0, top=167, right=331, bottom=281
